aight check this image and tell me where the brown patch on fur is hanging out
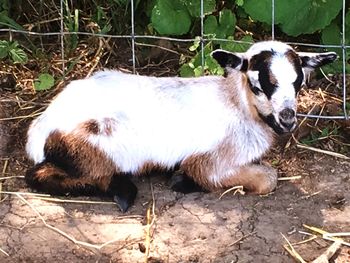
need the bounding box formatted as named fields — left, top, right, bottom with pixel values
left=285, top=49, right=301, bottom=66
left=268, top=71, right=277, bottom=86
left=80, top=120, right=100, bottom=134
left=180, top=137, right=237, bottom=191
left=180, top=135, right=276, bottom=194
left=102, top=118, right=116, bottom=136
left=180, top=152, right=215, bottom=190
left=44, top=130, right=117, bottom=191
left=79, top=118, right=116, bottom=136
left=220, top=70, right=263, bottom=123
left=181, top=152, right=277, bottom=194
left=135, top=161, right=168, bottom=175
left=34, top=163, right=67, bottom=181
left=218, top=165, right=278, bottom=194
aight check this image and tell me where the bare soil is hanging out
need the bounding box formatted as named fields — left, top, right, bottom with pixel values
left=0, top=78, right=350, bottom=263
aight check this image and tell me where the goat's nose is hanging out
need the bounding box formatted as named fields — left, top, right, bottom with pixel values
left=279, top=108, right=296, bottom=131
left=280, top=108, right=295, bottom=120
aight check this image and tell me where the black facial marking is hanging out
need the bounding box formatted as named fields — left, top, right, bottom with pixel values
left=241, top=59, right=249, bottom=72
left=285, top=50, right=304, bottom=93
left=258, top=112, right=285, bottom=135
left=249, top=51, right=277, bottom=99
left=212, top=50, right=243, bottom=69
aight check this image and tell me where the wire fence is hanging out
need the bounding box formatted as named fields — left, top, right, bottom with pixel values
left=0, top=0, right=348, bottom=120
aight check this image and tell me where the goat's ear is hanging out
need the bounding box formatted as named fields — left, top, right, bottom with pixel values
left=298, top=51, right=338, bottom=69
left=211, top=49, right=248, bottom=71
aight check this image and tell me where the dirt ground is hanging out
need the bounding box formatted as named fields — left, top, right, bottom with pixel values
left=0, top=83, right=350, bottom=263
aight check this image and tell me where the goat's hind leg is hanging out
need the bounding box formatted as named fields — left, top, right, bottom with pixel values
left=25, top=161, right=103, bottom=196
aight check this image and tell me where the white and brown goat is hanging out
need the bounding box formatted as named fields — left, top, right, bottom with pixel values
left=25, top=41, right=337, bottom=211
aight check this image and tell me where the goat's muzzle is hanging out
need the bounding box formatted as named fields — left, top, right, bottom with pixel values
left=279, top=108, right=296, bottom=132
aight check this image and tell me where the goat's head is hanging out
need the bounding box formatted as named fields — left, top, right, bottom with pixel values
left=212, top=41, right=337, bottom=134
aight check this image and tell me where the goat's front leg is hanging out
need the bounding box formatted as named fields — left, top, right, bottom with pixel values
left=216, top=165, right=278, bottom=194
left=180, top=154, right=277, bottom=195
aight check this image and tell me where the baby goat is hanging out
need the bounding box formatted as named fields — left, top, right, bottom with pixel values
left=25, top=41, right=337, bottom=211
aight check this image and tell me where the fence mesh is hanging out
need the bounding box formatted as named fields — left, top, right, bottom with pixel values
left=0, top=0, right=348, bottom=120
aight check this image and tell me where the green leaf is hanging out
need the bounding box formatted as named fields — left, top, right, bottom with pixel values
left=220, top=35, right=253, bottom=52
left=236, top=0, right=244, bottom=6
left=204, top=9, right=236, bottom=39
left=204, top=15, right=218, bottom=35
left=9, top=47, right=28, bottom=64
left=34, top=73, right=55, bottom=91
left=0, top=40, right=9, bottom=59
left=185, top=0, right=216, bottom=18
left=151, top=0, right=191, bottom=35
left=180, top=63, right=195, bottom=77
left=217, top=9, right=236, bottom=38
left=0, top=10, right=24, bottom=30
left=243, top=0, right=342, bottom=36
left=321, top=12, right=350, bottom=74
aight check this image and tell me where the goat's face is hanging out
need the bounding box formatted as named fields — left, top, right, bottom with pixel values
left=212, top=41, right=338, bottom=134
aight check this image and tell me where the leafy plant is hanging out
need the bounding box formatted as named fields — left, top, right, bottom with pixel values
left=301, top=126, right=339, bottom=146
left=242, top=0, right=343, bottom=36
left=64, top=0, right=79, bottom=51
left=151, top=0, right=192, bottom=35
left=204, top=8, right=236, bottom=40
left=0, top=40, right=28, bottom=64
left=34, top=73, right=55, bottom=91
left=179, top=35, right=253, bottom=77
left=321, top=10, right=350, bottom=73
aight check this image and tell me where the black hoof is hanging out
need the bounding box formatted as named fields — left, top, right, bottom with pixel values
left=109, top=175, right=138, bottom=212
left=170, top=172, right=205, bottom=194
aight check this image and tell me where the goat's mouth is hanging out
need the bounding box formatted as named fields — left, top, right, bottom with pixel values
left=279, top=118, right=297, bottom=133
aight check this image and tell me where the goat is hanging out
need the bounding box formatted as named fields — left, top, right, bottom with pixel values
left=25, top=41, right=337, bottom=211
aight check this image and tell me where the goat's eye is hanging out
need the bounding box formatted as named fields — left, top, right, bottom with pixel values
left=251, top=85, right=263, bottom=95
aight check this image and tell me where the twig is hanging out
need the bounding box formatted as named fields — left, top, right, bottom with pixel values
left=144, top=182, right=156, bottom=263
left=0, top=247, right=9, bottom=257
left=86, top=37, right=107, bottom=77
left=1, top=191, right=51, bottom=197
left=303, top=225, right=350, bottom=247
left=0, top=176, right=25, bottom=180
left=14, top=193, right=124, bottom=250
left=0, top=112, right=42, bottom=121
left=296, top=144, right=350, bottom=160
left=324, top=232, right=350, bottom=237
left=229, top=231, right=256, bottom=246
left=292, top=235, right=318, bottom=246
left=219, top=185, right=245, bottom=200
left=311, top=241, right=342, bottom=263
left=278, top=176, right=302, bottom=181
left=281, top=233, right=307, bottom=263
left=1, top=159, right=8, bottom=176
left=1, top=190, right=117, bottom=205
left=319, top=68, right=336, bottom=85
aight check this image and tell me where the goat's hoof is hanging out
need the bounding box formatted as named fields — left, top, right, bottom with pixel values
left=110, top=175, right=138, bottom=212
left=113, top=195, right=134, bottom=213
left=170, top=172, right=205, bottom=194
